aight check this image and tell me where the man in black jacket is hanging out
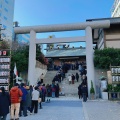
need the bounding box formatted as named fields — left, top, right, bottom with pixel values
left=81, top=85, right=87, bottom=102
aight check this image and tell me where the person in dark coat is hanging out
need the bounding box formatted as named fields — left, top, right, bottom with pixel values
left=38, top=85, right=43, bottom=109
left=72, top=74, right=75, bottom=84
left=0, top=87, right=10, bottom=120
left=82, top=75, right=87, bottom=89
left=76, top=72, right=79, bottom=82
left=25, top=86, right=32, bottom=112
left=19, top=83, right=28, bottom=117
left=78, top=84, right=82, bottom=99
left=55, top=84, right=59, bottom=97
left=81, top=85, right=87, bottom=102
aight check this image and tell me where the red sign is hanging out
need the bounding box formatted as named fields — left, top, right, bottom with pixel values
left=0, top=51, right=7, bottom=56
left=3, top=51, right=7, bottom=55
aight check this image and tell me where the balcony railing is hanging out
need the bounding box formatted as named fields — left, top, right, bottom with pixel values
left=111, top=0, right=120, bottom=14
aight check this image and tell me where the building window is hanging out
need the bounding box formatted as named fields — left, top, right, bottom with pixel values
left=4, top=16, right=7, bottom=20
left=0, top=4, right=2, bottom=8
left=4, top=8, right=8, bottom=12
left=3, top=25, right=7, bottom=29
left=1, top=33, right=6, bottom=37
left=5, top=0, right=8, bottom=4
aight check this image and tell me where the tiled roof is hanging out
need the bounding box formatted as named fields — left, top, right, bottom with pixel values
left=45, top=48, right=86, bottom=58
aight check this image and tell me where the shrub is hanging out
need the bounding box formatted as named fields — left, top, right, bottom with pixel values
left=94, top=48, right=120, bottom=69
left=90, top=80, right=95, bottom=94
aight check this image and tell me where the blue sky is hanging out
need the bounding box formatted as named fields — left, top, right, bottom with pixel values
left=14, top=0, right=114, bottom=48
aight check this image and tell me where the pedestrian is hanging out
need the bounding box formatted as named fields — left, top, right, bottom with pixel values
left=38, top=85, right=43, bottom=109
left=78, top=84, right=82, bottom=99
left=51, top=83, right=56, bottom=98
left=68, top=74, right=72, bottom=85
left=19, top=83, right=28, bottom=117
left=81, top=85, right=87, bottom=102
left=40, top=73, right=44, bottom=83
left=46, top=84, right=51, bottom=102
left=0, top=87, right=10, bottom=120
left=9, top=83, right=23, bottom=120
left=25, top=86, right=32, bottom=113
left=82, top=75, right=87, bottom=85
left=31, top=86, right=39, bottom=114
left=29, top=85, right=33, bottom=96
left=76, top=72, right=79, bottom=82
left=41, top=84, right=46, bottom=102
left=55, top=83, right=59, bottom=97
left=72, top=74, right=75, bottom=84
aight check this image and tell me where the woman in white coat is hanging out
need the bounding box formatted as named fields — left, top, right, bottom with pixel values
left=68, top=74, right=72, bottom=85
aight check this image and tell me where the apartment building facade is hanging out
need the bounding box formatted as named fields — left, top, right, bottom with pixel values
left=0, top=0, right=15, bottom=41
left=111, top=0, right=120, bottom=17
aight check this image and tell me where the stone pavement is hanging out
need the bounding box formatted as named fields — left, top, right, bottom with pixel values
left=6, top=70, right=120, bottom=120
left=43, top=70, right=120, bottom=120
left=83, top=99, right=120, bottom=120
left=7, top=97, right=84, bottom=120
left=6, top=96, right=120, bottom=120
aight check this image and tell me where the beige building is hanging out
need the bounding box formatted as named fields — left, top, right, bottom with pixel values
left=86, top=17, right=120, bottom=49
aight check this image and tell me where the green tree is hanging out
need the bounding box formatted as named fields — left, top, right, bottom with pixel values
left=11, top=46, right=29, bottom=72
left=0, top=41, right=10, bottom=49
left=11, top=45, right=48, bottom=72
left=10, top=44, right=48, bottom=85
left=94, top=48, right=120, bottom=69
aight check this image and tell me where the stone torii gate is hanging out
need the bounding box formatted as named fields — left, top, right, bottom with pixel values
left=14, top=20, right=110, bottom=97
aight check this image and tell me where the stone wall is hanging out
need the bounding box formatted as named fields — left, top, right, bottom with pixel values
left=35, top=60, right=47, bottom=85
left=20, top=60, right=47, bottom=85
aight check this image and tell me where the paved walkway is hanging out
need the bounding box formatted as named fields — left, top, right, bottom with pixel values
left=7, top=97, right=84, bottom=120
left=6, top=96, right=120, bottom=120
left=6, top=70, right=120, bottom=120
left=83, top=99, right=120, bottom=120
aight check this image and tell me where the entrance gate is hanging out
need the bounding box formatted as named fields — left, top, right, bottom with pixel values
left=14, top=20, right=110, bottom=97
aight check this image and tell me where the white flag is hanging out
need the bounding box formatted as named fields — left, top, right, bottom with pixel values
left=14, top=63, right=18, bottom=78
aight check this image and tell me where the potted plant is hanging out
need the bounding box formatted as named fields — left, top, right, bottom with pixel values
left=111, top=85, right=120, bottom=99
left=90, top=80, right=95, bottom=99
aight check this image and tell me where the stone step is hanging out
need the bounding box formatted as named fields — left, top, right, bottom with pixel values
left=44, top=70, right=82, bottom=96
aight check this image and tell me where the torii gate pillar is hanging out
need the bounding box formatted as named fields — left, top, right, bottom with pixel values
left=28, top=30, right=36, bottom=85
left=86, top=26, right=95, bottom=98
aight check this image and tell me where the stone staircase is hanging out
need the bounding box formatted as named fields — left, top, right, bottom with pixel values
left=44, top=70, right=82, bottom=96
left=43, top=70, right=57, bottom=84
left=61, top=70, right=82, bottom=96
